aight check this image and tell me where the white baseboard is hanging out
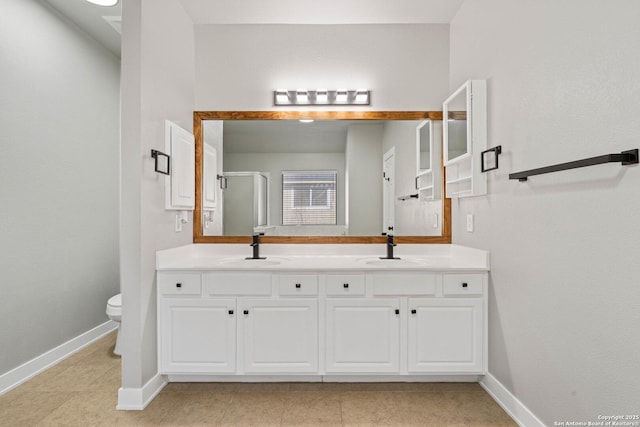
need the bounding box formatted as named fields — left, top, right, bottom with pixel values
left=117, top=373, right=167, bottom=410
left=0, top=321, right=118, bottom=395
left=166, top=374, right=480, bottom=383
left=480, top=373, right=545, bottom=427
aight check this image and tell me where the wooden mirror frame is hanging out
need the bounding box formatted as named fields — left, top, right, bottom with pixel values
left=193, top=111, right=451, bottom=244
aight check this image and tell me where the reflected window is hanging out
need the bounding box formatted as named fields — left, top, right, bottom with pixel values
left=282, top=171, right=337, bottom=225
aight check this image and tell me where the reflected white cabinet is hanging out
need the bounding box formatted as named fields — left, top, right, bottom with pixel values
left=443, top=80, right=487, bottom=198
left=241, top=298, right=318, bottom=373
left=416, top=120, right=442, bottom=200
left=325, top=299, right=400, bottom=373
left=202, top=143, right=217, bottom=211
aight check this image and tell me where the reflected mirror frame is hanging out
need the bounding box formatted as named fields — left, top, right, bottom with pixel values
left=193, top=111, right=451, bottom=245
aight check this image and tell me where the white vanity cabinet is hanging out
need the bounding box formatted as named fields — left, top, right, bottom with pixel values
left=157, top=272, right=236, bottom=374
left=408, top=298, right=483, bottom=373
left=240, top=298, right=318, bottom=373
left=406, top=274, right=485, bottom=373
left=158, top=271, right=319, bottom=375
left=325, top=298, right=400, bottom=373
left=157, top=266, right=487, bottom=379
left=159, top=297, right=236, bottom=374
left=324, top=271, right=486, bottom=376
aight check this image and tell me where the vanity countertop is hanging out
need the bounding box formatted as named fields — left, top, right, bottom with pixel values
left=156, top=244, right=489, bottom=272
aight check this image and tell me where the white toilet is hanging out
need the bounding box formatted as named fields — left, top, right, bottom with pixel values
left=106, top=293, right=122, bottom=356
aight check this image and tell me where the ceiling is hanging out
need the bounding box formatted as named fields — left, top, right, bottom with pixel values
left=43, top=0, right=122, bottom=57
left=179, top=0, right=465, bottom=25
left=42, top=0, right=463, bottom=58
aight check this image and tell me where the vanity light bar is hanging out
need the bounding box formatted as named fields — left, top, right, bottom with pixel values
left=273, top=89, right=370, bottom=106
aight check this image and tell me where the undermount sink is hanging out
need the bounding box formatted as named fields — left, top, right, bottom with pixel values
left=219, top=258, right=285, bottom=267
left=362, top=258, right=427, bottom=266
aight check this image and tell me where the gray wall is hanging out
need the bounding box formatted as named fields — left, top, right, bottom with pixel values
left=450, top=0, right=640, bottom=423
left=0, top=0, right=120, bottom=375
left=346, top=124, right=384, bottom=235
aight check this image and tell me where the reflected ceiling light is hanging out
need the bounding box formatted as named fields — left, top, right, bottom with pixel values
left=273, top=89, right=370, bottom=106
left=85, top=0, right=119, bottom=6
left=299, top=119, right=314, bottom=123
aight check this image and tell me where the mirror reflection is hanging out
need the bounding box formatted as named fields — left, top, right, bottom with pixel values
left=201, top=119, right=443, bottom=237
left=418, top=123, right=431, bottom=172
left=444, top=84, right=469, bottom=164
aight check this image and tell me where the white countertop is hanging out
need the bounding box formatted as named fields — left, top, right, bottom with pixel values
left=156, top=244, right=490, bottom=272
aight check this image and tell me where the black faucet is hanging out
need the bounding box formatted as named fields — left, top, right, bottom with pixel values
left=380, top=234, right=400, bottom=260
left=247, top=234, right=266, bottom=260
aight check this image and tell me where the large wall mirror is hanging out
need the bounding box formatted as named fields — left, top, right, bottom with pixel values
left=193, top=111, right=451, bottom=244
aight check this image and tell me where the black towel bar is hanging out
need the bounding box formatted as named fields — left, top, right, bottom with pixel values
left=509, top=149, right=638, bottom=182
left=398, top=194, right=419, bottom=201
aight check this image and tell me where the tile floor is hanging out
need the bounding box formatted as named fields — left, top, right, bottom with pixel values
left=0, top=332, right=516, bottom=426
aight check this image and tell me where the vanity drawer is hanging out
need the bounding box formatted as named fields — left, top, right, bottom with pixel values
left=326, top=274, right=366, bottom=296
left=443, top=274, right=483, bottom=296
left=279, top=274, right=318, bottom=296
left=158, top=273, right=202, bottom=295
left=204, top=273, right=272, bottom=296
left=372, top=273, right=437, bottom=296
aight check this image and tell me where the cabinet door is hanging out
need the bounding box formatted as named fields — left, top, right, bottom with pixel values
left=240, top=299, right=318, bottom=373
left=408, top=298, right=483, bottom=373
left=165, top=120, right=195, bottom=210
left=325, top=299, right=400, bottom=373
left=159, top=298, right=236, bottom=374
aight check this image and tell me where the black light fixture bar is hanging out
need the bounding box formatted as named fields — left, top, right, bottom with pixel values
left=509, top=149, right=638, bottom=182
left=273, top=89, right=370, bottom=106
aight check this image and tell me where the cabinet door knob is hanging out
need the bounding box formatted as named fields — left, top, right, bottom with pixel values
left=228, top=310, right=234, bottom=315
left=395, top=309, right=400, bottom=315
left=295, top=283, right=301, bottom=288
left=462, top=282, right=468, bottom=288
left=411, top=309, right=417, bottom=314
left=243, top=310, right=249, bottom=315
left=343, top=283, right=349, bottom=288
left=176, top=283, right=182, bottom=288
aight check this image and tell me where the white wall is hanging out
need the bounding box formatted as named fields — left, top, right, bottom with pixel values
left=450, top=0, right=640, bottom=423
left=120, top=0, right=195, bottom=392
left=0, top=0, right=120, bottom=375
left=194, top=24, right=449, bottom=111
